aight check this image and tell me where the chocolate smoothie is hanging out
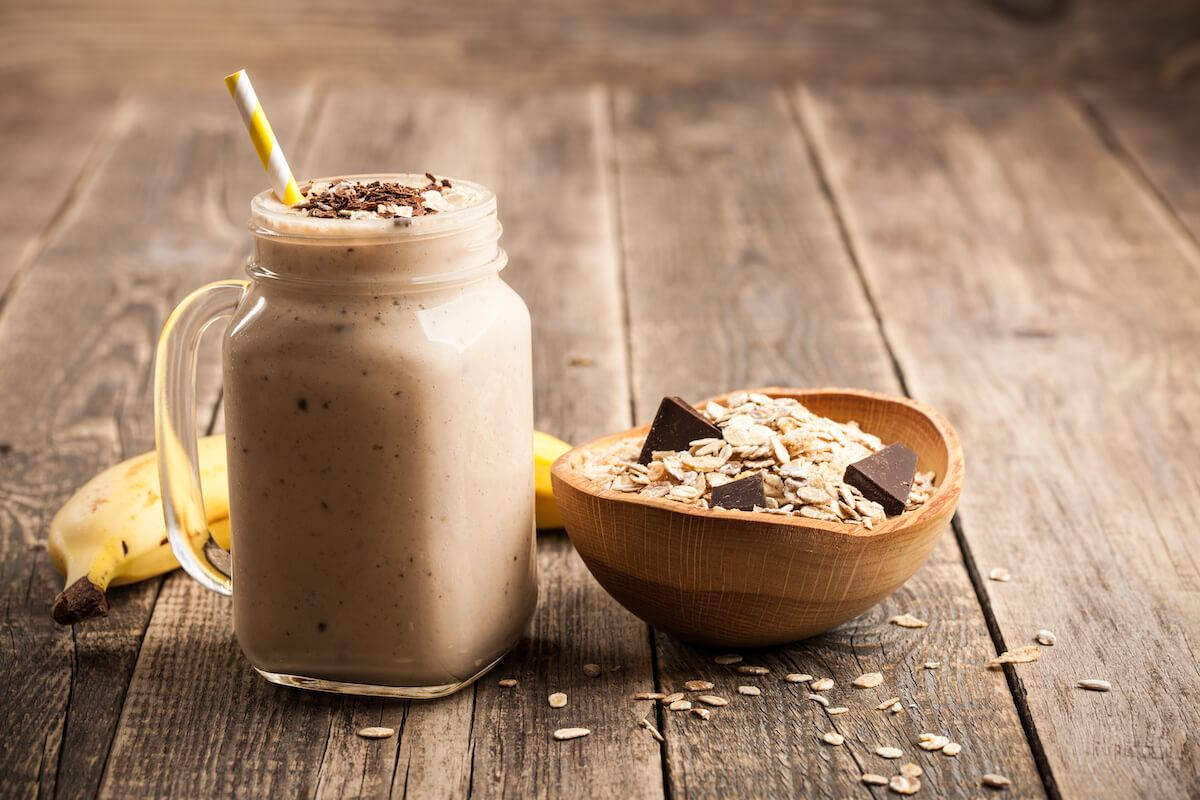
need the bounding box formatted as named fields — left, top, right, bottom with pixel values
left=221, top=175, right=536, bottom=694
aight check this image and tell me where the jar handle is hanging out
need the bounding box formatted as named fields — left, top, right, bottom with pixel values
left=154, top=280, right=249, bottom=596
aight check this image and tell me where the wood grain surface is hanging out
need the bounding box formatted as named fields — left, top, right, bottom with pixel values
left=611, top=85, right=1045, bottom=799
left=0, top=89, right=311, bottom=800
left=1084, top=87, right=1200, bottom=245
left=801, top=85, right=1200, bottom=799
left=2, top=1, right=1198, bottom=90
left=0, top=90, right=118, bottom=301
left=2, top=80, right=1199, bottom=799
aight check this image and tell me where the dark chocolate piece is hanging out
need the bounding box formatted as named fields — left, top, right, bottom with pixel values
left=711, top=473, right=766, bottom=511
left=843, top=443, right=919, bottom=516
left=637, top=396, right=721, bottom=465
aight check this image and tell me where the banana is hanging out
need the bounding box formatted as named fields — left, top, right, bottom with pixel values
left=49, top=429, right=572, bottom=624
left=534, top=430, right=572, bottom=529
left=48, top=435, right=230, bottom=625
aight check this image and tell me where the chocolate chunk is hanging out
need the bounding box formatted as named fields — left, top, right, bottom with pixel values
left=638, top=396, right=721, bottom=464
left=711, top=473, right=766, bottom=511
left=843, top=443, right=919, bottom=516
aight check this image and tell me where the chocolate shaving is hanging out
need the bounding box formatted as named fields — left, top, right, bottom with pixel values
left=293, top=176, right=454, bottom=219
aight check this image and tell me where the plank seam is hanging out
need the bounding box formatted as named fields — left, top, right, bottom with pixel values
left=51, top=625, right=78, bottom=800
left=0, top=94, right=131, bottom=324
left=786, top=84, right=1063, bottom=800
left=1075, top=93, right=1200, bottom=268
left=464, top=680, right=479, bottom=799
left=604, top=87, right=639, bottom=427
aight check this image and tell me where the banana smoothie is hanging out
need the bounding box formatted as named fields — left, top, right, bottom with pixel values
left=221, top=174, right=536, bottom=694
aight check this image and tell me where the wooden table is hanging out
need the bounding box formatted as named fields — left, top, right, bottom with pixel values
left=2, top=83, right=1199, bottom=799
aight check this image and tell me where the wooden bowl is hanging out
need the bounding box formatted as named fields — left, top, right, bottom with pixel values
left=551, top=388, right=964, bottom=647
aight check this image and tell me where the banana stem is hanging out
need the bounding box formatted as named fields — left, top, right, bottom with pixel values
left=51, top=577, right=109, bottom=624
left=51, top=538, right=124, bottom=625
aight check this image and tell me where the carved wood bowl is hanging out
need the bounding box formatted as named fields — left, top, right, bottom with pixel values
left=551, top=388, right=964, bottom=647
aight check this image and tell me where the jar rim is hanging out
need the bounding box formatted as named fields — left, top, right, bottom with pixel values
left=249, top=173, right=497, bottom=243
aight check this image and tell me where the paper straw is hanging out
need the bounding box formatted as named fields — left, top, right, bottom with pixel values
left=223, top=70, right=303, bottom=205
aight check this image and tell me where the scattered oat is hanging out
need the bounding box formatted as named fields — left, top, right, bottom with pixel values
left=661, top=692, right=684, bottom=704
left=923, top=662, right=941, bottom=670
left=714, top=653, right=743, bottom=665
left=639, top=718, right=664, bottom=742
left=691, top=707, right=712, bottom=721
left=822, top=732, right=845, bottom=746
left=810, top=678, right=835, bottom=691
left=853, top=672, right=884, bottom=688
left=1077, top=679, right=1111, bottom=692
left=548, top=692, right=567, bottom=708
left=890, top=614, right=928, bottom=628
left=1035, top=630, right=1056, bottom=646
left=356, top=726, right=395, bottom=739
left=498, top=679, right=518, bottom=688
left=918, top=733, right=950, bottom=751
left=634, top=692, right=666, bottom=700
left=900, top=763, right=923, bottom=778
left=669, top=700, right=693, bottom=711
left=875, top=746, right=904, bottom=759
left=784, top=673, right=813, bottom=683
left=889, top=702, right=903, bottom=713
left=943, top=742, right=962, bottom=756
left=553, top=727, right=591, bottom=741
left=988, top=567, right=1011, bottom=582
left=989, top=646, right=1040, bottom=667
left=697, top=695, right=728, bottom=706
left=808, top=693, right=830, bottom=707
left=890, top=775, right=921, bottom=795
left=736, top=665, right=769, bottom=675
left=862, top=774, right=890, bottom=786
left=684, top=680, right=715, bottom=691
left=876, top=696, right=901, bottom=710
left=582, top=663, right=602, bottom=678
left=738, top=685, right=762, bottom=696
left=828, top=707, right=849, bottom=715
left=982, top=773, right=1012, bottom=789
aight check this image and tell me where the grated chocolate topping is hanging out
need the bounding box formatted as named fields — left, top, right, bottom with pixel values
left=293, top=175, right=452, bottom=219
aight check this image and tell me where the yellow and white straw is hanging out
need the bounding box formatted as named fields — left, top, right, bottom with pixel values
left=223, top=69, right=303, bottom=205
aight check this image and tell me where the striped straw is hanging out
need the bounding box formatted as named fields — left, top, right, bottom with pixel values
left=223, top=70, right=303, bottom=205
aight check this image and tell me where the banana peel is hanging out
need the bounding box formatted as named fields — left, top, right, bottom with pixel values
left=534, top=430, right=571, bottom=529
left=48, top=436, right=230, bottom=624
left=49, top=430, right=572, bottom=624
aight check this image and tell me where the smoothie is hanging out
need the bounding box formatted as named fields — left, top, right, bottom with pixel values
left=221, top=175, right=536, bottom=693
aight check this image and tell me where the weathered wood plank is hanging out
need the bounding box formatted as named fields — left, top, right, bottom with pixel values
left=101, top=88, right=652, bottom=798
left=2, top=1, right=1198, bottom=91
left=0, top=90, right=118, bottom=301
left=0, top=88, right=310, bottom=800
left=800, top=85, right=1200, bottom=798
left=612, top=85, right=1045, bottom=799
left=1084, top=87, right=1200, bottom=245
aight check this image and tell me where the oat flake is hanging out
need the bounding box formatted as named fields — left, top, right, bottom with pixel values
left=852, top=672, right=884, bottom=688
left=890, top=775, right=921, bottom=795
left=875, top=746, right=903, bottom=759
left=822, top=732, right=845, bottom=746
left=553, top=727, right=591, bottom=741
left=356, top=727, right=395, bottom=739
left=989, top=646, right=1039, bottom=667
left=810, top=678, right=835, bottom=691
left=738, top=685, right=762, bottom=696
left=890, top=614, right=928, bottom=628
